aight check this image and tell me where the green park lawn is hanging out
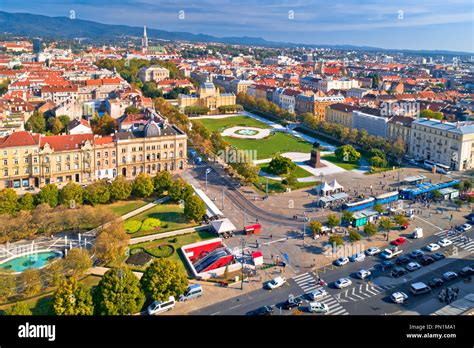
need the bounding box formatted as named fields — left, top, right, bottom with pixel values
left=124, top=204, right=198, bottom=238
left=255, top=176, right=318, bottom=194
left=198, top=115, right=271, bottom=132
left=321, top=154, right=361, bottom=171
left=225, top=132, right=312, bottom=160
left=105, top=198, right=152, bottom=216
left=110, top=230, right=216, bottom=275
left=258, top=163, right=314, bottom=179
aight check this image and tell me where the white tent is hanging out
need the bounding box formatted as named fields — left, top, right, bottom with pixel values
left=329, top=179, right=344, bottom=192
left=210, top=218, right=237, bottom=234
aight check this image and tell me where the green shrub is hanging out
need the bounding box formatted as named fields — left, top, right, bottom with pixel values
left=124, top=220, right=142, bottom=234
left=146, top=244, right=174, bottom=258
left=141, top=218, right=161, bottom=231
left=328, top=235, right=344, bottom=246
left=348, top=230, right=362, bottom=242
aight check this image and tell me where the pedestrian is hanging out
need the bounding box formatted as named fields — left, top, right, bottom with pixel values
left=270, top=234, right=273, bottom=239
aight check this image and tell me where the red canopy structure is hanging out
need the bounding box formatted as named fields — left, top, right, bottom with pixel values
left=244, top=223, right=262, bottom=235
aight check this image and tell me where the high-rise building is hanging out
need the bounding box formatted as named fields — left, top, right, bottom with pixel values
left=33, top=38, right=43, bottom=54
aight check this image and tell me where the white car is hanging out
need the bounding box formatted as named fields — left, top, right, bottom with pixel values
left=438, top=238, right=453, bottom=247
left=335, top=257, right=349, bottom=266
left=349, top=253, right=366, bottom=262
left=308, top=289, right=328, bottom=301
left=406, top=262, right=421, bottom=271
left=266, top=276, right=287, bottom=290
left=334, top=278, right=352, bottom=289
left=461, top=224, right=472, bottom=232
left=308, top=302, right=329, bottom=314
left=356, top=269, right=371, bottom=279
left=442, top=271, right=458, bottom=281
left=365, top=247, right=381, bottom=256
left=147, top=296, right=176, bottom=315
left=390, top=292, right=408, bottom=304
left=426, top=243, right=440, bottom=252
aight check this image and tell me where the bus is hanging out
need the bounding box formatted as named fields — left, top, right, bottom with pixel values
left=434, top=163, right=451, bottom=175
left=343, top=197, right=375, bottom=212
left=423, top=160, right=436, bottom=170
left=375, top=191, right=400, bottom=205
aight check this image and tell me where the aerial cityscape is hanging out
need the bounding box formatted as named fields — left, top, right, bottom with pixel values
left=0, top=1, right=472, bottom=345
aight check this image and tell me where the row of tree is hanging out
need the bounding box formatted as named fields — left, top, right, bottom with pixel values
left=25, top=111, right=71, bottom=135
left=3, top=258, right=188, bottom=316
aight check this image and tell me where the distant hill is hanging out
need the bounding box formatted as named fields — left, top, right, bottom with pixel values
left=0, top=11, right=471, bottom=56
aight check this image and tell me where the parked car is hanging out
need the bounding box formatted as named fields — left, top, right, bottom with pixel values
left=281, top=297, right=303, bottom=310
left=365, top=247, right=381, bottom=256
left=308, top=289, right=328, bottom=301
left=392, top=267, right=409, bottom=278
left=401, top=222, right=410, bottom=230
left=390, top=292, right=408, bottom=304
left=438, top=238, right=453, bottom=247
left=308, top=302, right=329, bottom=314
left=426, top=243, right=440, bottom=252
left=334, top=278, right=352, bottom=289
left=428, top=277, right=445, bottom=288
left=432, top=252, right=446, bottom=261
left=392, top=237, right=407, bottom=246
left=335, top=257, right=349, bottom=266
left=406, top=262, right=422, bottom=272
left=356, top=269, right=371, bottom=279
left=380, top=260, right=394, bottom=271
left=349, top=253, right=366, bottom=262
left=443, top=271, right=458, bottom=281
left=409, top=249, right=425, bottom=259
left=179, top=284, right=203, bottom=302
left=266, top=276, right=287, bottom=290
left=465, top=212, right=474, bottom=221
left=459, top=266, right=474, bottom=277
left=246, top=306, right=274, bottom=316
left=396, top=255, right=410, bottom=265
left=147, top=296, right=176, bottom=315
left=460, top=223, right=472, bottom=232
left=420, top=255, right=435, bottom=266
left=410, top=282, right=431, bottom=296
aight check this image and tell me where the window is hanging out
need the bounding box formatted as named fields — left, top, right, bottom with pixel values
left=105, top=151, right=108, bottom=158
left=45, top=167, right=49, bottom=174
left=56, top=164, right=61, bottom=171
left=66, top=164, right=71, bottom=171
left=2, top=150, right=7, bottom=156
left=97, top=161, right=101, bottom=166
left=33, top=167, right=38, bottom=174
left=57, top=156, right=61, bottom=162
left=74, top=154, right=79, bottom=160
left=14, top=158, right=18, bottom=165
left=3, top=169, right=7, bottom=176
left=97, top=152, right=101, bottom=158
left=3, top=160, right=7, bottom=165
left=121, top=148, right=126, bottom=153
left=24, top=158, right=29, bottom=164
left=74, top=164, right=79, bottom=170
left=112, top=151, right=116, bottom=156
left=66, top=155, right=70, bottom=161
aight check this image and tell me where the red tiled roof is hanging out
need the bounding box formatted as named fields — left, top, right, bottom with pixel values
left=40, top=134, right=94, bottom=151
left=0, top=131, right=40, bottom=148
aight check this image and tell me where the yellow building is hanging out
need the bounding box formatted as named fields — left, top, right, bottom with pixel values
left=178, top=79, right=236, bottom=114
left=326, top=103, right=359, bottom=128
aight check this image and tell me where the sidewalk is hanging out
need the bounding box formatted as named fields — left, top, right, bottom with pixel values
left=129, top=225, right=209, bottom=245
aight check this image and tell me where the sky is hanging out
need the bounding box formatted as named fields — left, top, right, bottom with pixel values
left=3, top=0, right=474, bottom=52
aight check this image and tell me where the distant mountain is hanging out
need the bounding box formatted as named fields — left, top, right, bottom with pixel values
left=0, top=11, right=472, bottom=56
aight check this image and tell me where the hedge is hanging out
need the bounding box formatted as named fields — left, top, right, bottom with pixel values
left=124, top=220, right=142, bottom=234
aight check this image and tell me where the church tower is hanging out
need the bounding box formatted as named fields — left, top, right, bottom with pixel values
left=142, top=26, right=148, bottom=53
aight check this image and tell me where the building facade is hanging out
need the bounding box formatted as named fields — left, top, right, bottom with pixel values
left=138, top=66, right=170, bottom=83
left=178, top=80, right=236, bottom=114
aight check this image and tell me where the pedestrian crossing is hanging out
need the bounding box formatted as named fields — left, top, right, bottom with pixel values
left=293, top=272, right=323, bottom=293
left=292, top=272, right=348, bottom=315
left=335, top=283, right=395, bottom=302
left=434, top=231, right=474, bottom=252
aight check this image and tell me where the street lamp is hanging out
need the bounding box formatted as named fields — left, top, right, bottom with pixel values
left=240, top=237, right=246, bottom=290
left=205, top=168, right=211, bottom=191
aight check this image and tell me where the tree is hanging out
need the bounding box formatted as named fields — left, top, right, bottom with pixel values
left=342, top=210, right=354, bottom=224
left=109, top=176, right=132, bottom=201
left=328, top=235, right=344, bottom=246
left=454, top=199, right=463, bottom=211
left=378, top=217, right=394, bottom=240
left=45, top=260, right=65, bottom=287
left=348, top=229, right=362, bottom=242
left=25, top=111, right=46, bottom=133
left=132, top=173, right=154, bottom=198
left=35, top=184, right=59, bottom=208
left=373, top=203, right=385, bottom=214
left=84, top=180, right=110, bottom=205
left=124, top=106, right=140, bottom=115
left=17, top=269, right=42, bottom=297
left=94, top=268, right=145, bottom=315
left=335, top=145, right=360, bottom=162
left=153, top=171, right=173, bottom=194
left=53, top=277, right=94, bottom=315
left=91, top=112, right=117, bottom=135
left=18, top=192, right=35, bottom=211
left=183, top=195, right=206, bottom=222
left=283, top=171, right=298, bottom=187
left=168, top=178, right=194, bottom=202
left=47, top=117, right=64, bottom=135
left=393, top=214, right=408, bottom=228
left=0, top=188, right=18, bottom=214
left=420, top=109, right=443, bottom=120
left=364, top=222, right=377, bottom=237
left=0, top=274, right=16, bottom=302
left=430, top=190, right=442, bottom=201
left=309, top=220, right=322, bottom=237
left=63, top=249, right=92, bottom=278
left=4, top=302, right=32, bottom=315
left=140, top=259, right=188, bottom=302
left=93, top=221, right=129, bottom=263
left=59, top=182, right=83, bottom=206
left=327, top=214, right=340, bottom=229
left=267, top=155, right=296, bottom=176
left=57, top=115, right=71, bottom=131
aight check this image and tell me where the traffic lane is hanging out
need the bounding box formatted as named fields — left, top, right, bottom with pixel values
left=341, top=256, right=473, bottom=315
left=190, top=281, right=301, bottom=315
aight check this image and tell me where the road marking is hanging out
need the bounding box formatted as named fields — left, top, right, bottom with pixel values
left=414, top=216, right=443, bottom=231
left=365, top=284, right=378, bottom=296
left=210, top=311, right=221, bottom=315
left=229, top=304, right=241, bottom=310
